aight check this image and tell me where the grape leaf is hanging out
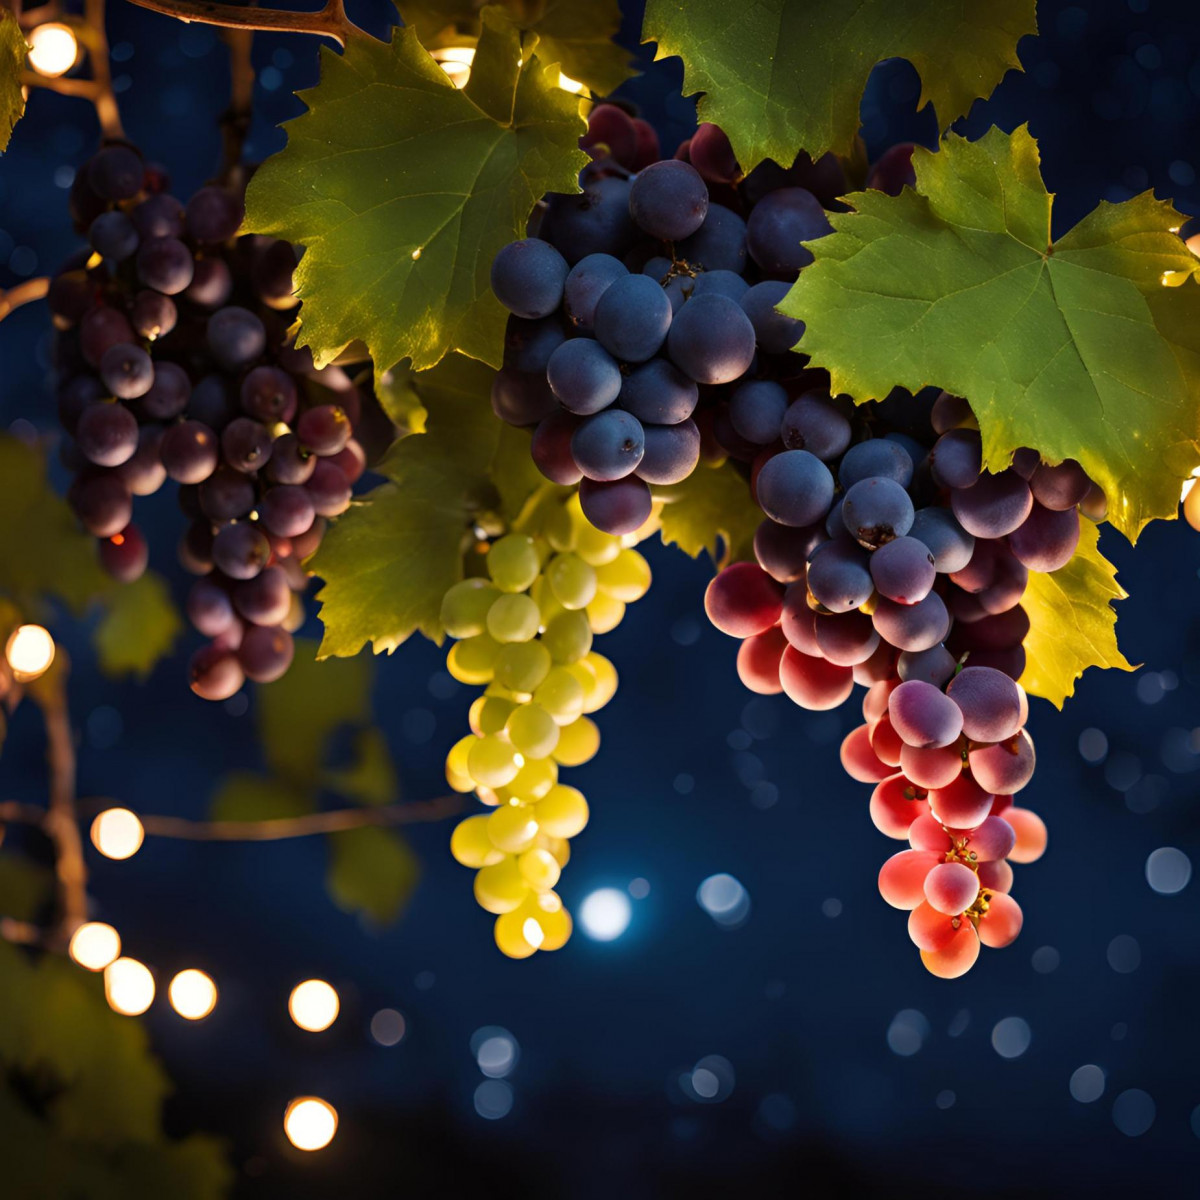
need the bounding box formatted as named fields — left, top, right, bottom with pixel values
left=0, top=853, right=53, bottom=922
left=321, top=727, right=398, bottom=806
left=399, top=0, right=632, bottom=96
left=1019, top=520, right=1134, bottom=708
left=91, top=572, right=182, bottom=681
left=641, top=0, right=1034, bottom=170
left=0, top=10, right=26, bottom=153
left=655, top=462, right=760, bottom=568
left=327, top=826, right=419, bottom=924
left=244, top=9, right=588, bottom=373
left=781, top=126, right=1200, bottom=542
left=308, top=355, right=542, bottom=658
left=375, top=364, right=428, bottom=434
left=210, top=772, right=313, bottom=822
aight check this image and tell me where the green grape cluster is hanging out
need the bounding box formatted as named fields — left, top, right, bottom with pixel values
left=442, top=493, right=653, bottom=958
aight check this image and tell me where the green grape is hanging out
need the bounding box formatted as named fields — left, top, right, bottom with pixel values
left=487, top=534, right=540, bottom=592
left=441, top=578, right=500, bottom=638
left=546, top=553, right=598, bottom=610
left=552, top=716, right=600, bottom=766
left=530, top=575, right=567, bottom=624
left=467, top=734, right=521, bottom=788
left=541, top=610, right=592, bottom=664
left=535, top=903, right=572, bottom=951
left=574, top=521, right=622, bottom=566
left=494, top=909, right=540, bottom=958
left=534, top=785, right=589, bottom=837
left=541, top=834, right=570, bottom=867
left=494, top=641, right=552, bottom=693
left=474, top=857, right=529, bottom=913
left=518, top=847, right=561, bottom=891
left=580, top=652, right=618, bottom=712
left=445, top=735, right=477, bottom=792
left=542, top=502, right=576, bottom=553
left=497, top=756, right=558, bottom=802
left=595, top=549, right=652, bottom=602
left=586, top=591, right=625, bottom=633
left=534, top=666, right=586, bottom=725
left=488, top=803, right=540, bottom=852
left=447, top=634, right=501, bottom=684
left=469, top=694, right=517, bottom=736
left=451, top=815, right=505, bottom=867
left=506, top=703, right=561, bottom=759
left=486, top=593, right=541, bottom=643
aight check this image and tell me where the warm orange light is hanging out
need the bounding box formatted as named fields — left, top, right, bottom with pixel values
left=284, top=1096, right=338, bottom=1150
left=288, top=979, right=339, bottom=1032
left=6, top=624, right=55, bottom=680
left=104, top=957, right=155, bottom=1015
left=68, top=921, right=121, bottom=971
left=91, top=808, right=144, bottom=860
left=168, top=969, right=218, bottom=1020
left=27, top=23, right=79, bottom=78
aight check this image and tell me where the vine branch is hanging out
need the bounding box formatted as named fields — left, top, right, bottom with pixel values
left=121, top=0, right=369, bottom=47
left=0, top=276, right=50, bottom=324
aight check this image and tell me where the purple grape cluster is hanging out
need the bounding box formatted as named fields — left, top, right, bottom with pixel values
left=51, top=143, right=368, bottom=700
left=488, top=109, right=846, bottom=535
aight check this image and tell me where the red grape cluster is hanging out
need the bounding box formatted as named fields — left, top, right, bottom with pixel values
left=50, top=144, right=367, bottom=699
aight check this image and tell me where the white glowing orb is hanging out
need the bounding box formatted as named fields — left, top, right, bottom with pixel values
left=289, top=979, right=340, bottom=1032
left=579, top=887, right=631, bottom=941
left=104, top=957, right=155, bottom=1015
left=168, top=969, right=218, bottom=1020
left=6, top=624, right=55, bottom=680
left=90, top=808, right=144, bottom=860
left=27, top=23, right=79, bottom=78
left=69, top=922, right=121, bottom=971
left=284, top=1097, right=338, bottom=1150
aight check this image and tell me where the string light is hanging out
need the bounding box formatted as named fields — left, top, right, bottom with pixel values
left=26, top=22, right=80, bottom=79
left=68, top=921, right=121, bottom=971
left=284, top=1096, right=338, bottom=1151
left=90, top=807, right=145, bottom=860
left=288, top=979, right=340, bottom=1032
left=168, top=969, right=218, bottom=1020
left=104, top=956, right=155, bottom=1015
left=5, top=624, right=55, bottom=681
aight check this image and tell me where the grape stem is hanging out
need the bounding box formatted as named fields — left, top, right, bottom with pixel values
left=0, top=276, right=50, bottom=324
left=120, top=0, right=371, bottom=48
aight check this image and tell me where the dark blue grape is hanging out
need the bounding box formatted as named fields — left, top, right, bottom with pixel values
left=81, top=306, right=135, bottom=367
left=929, top=428, right=982, bottom=489
left=240, top=365, right=296, bottom=424
left=689, top=123, right=740, bottom=184
left=571, top=409, right=645, bottom=481
left=931, top=391, right=975, bottom=434
left=233, top=565, right=293, bottom=626
left=729, top=380, right=788, bottom=444
left=841, top=477, right=915, bottom=548
left=77, top=401, right=139, bottom=467
left=491, top=238, right=569, bottom=319
left=161, top=420, right=219, bottom=484
left=780, top=392, right=851, bottom=460
left=222, top=416, right=274, bottom=473
left=746, top=188, right=832, bottom=277
left=806, top=539, right=873, bottom=612
left=909, top=507, right=975, bottom=573
left=666, top=293, right=755, bottom=384
left=190, top=644, right=245, bottom=701
left=884, top=431, right=927, bottom=471
left=873, top=591, right=950, bottom=653
left=131, top=290, right=177, bottom=340
left=950, top=470, right=1033, bottom=538
left=260, top=486, right=316, bottom=538
left=1030, top=459, right=1090, bottom=510
left=546, top=338, right=622, bottom=414
left=897, top=645, right=957, bottom=688
left=213, top=521, right=270, bottom=580
left=116, top=424, right=167, bottom=496
left=870, top=535, right=936, bottom=605
left=186, top=186, right=245, bottom=243
left=755, top=449, right=834, bottom=527
left=739, top=280, right=804, bottom=353
left=1008, top=501, right=1080, bottom=572
left=57, top=375, right=104, bottom=434
left=491, top=368, right=558, bottom=426
left=89, top=211, right=139, bottom=261
left=504, top=315, right=566, bottom=373
left=637, top=419, right=700, bottom=484
left=132, top=193, right=185, bottom=239
left=70, top=472, right=133, bottom=537
left=753, top=519, right=825, bottom=583
left=563, top=253, right=628, bottom=330
left=618, top=358, right=698, bottom=425
left=531, top=410, right=584, bottom=485
left=839, top=439, right=913, bottom=489
left=136, top=237, right=195, bottom=295
left=186, top=258, right=233, bottom=308
left=629, top=160, right=709, bottom=241
left=678, top=203, right=747, bottom=273
left=252, top=239, right=299, bottom=310
left=691, top=270, right=749, bottom=301
left=267, top=433, right=316, bottom=485
left=578, top=475, right=652, bottom=535
left=199, top=466, right=256, bottom=520
left=100, top=343, right=155, bottom=400
left=188, top=577, right=236, bottom=636
left=541, top=176, right=637, bottom=264
left=593, top=274, right=673, bottom=363
left=579, top=104, right=637, bottom=166
left=297, top=405, right=352, bottom=456
left=239, top=625, right=295, bottom=683
left=88, top=145, right=144, bottom=201
left=139, top=360, right=190, bottom=419
left=208, top=306, right=266, bottom=370
left=866, top=143, right=917, bottom=195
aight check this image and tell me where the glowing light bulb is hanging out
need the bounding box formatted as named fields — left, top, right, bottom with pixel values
left=27, top=23, right=79, bottom=78
left=104, top=957, right=155, bottom=1015
left=90, top=808, right=144, bottom=860
left=284, top=1096, right=338, bottom=1150
left=288, top=979, right=339, bottom=1032
left=6, top=624, right=55, bottom=681
left=432, top=45, right=474, bottom=88
left=579, top=887, right=632, bottom=941
left=68, top=921, right=121, bottom=971
left=168, top=969, right=218, bottom=1020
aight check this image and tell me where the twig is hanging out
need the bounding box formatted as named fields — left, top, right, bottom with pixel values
left=81, top=0, right=123, bottom=139
left=0, top=917, right=46, bottom=946
left=121, top=0, right=369, bottom=47
left=219, top=23, right=255, bottom=181
left=136, top=794, right=465, bottom=840
left=0, top=276, right=50, bottom=324
left=0, top=800, right=50, bottom=827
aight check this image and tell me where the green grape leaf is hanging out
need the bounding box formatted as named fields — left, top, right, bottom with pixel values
left=91, top=572, right=182, bottom=681
left=257, top=637, right=373, bottom=780
left=0, top=853, right=53, bottom=922
left=375, top=364, right=428, bottom=435
left=308, top=355, right=541, bottom=658
left=655, top=462, right=761, bottom=568
left=400, top=0, right=632, bottom=96
left=322, top=727, right=398, bottom=806
left=0, top=10, right=26, bottom=153
left=244, top=9, right=588, bottom=373
left=1019, top=520, right=1134, bottom=708
left=781, top=125, right=1200, bottom=542
left=326, top=826, right=419, bottom=924
left=210, top=772, right=314, bottom=822
left=641, top=0, right=1034, bottom=170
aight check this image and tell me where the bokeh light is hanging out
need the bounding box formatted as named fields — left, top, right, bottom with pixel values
left=991, top=1017, right=1032, bottom=1059
left=168, top=969, right=218, bottom=1020
left=1106, top=934, right=1141, bottom=974
left=579, top=887, right=631, bottom=941
left=104, top=957, right=155, bottom=1015
left=284, top=1097, right=338, bottom=1150
left=1070, top=1064, right=1105, bottom=1103
left=370, top=1008, right=406, bottom=1047
left=474, top=1079, right=513, bottom=1119
left=26, top=23, right=79, bottom=78
left=431, top=45, right=474, bottom=88
left=289, top=979, right=340, bottom=1032
left=1145, top=847, right=1191, bottom=894
left=887, top=1009, right=930, bottom=1057
left=472, top=1026, right=519, bottom=1078
left=1112, top=1089, right=1155, bottom=1137
left=90, top=807, right=145, bottom=860
left=68, top=921, right=121, bottom=971
left=696, top=873, right=751, bottom=928
left=5, top=623, right=55, bottom=680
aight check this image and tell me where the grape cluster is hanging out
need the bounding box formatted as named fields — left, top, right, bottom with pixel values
left=489, top=108, right=845, bottom=535
left=703, top=386, right=1098, bottom=975
left=50, top=143, right=367, bottom=699
left=443, top=494, right=651, bottom=958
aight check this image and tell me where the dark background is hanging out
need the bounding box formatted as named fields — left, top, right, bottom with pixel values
left=3, top=0, right=1200, bottom=1195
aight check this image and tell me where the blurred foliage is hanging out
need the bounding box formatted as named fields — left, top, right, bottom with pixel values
left=0, top=9, right=24, bottom=153
left=210, top=640, right=418, bottom=924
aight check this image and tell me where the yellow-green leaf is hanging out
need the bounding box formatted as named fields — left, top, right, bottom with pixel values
left=400, top=0, right=632, bottom=96
left=376, top=364, right=427, bottom=434
left=327, top=826, right=419, bottom=924
left=654, top=461, right=760, bottom=568
left=244, top=10, right=588, bottom=373
left=781, top=126, right=1200, bottom=542
left=0, top=10, right=26, bottom=153
left=641, top=0, right=1034, bottom=170
left=321, top=727, right=398, bottom=806
left=91, top=572, right=182, bottom=681
left=210, top=772, right=314, bottom=822
left=308, top=355, right=542, bottom=658
left=1019, top=520, right=1134, bottom=708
